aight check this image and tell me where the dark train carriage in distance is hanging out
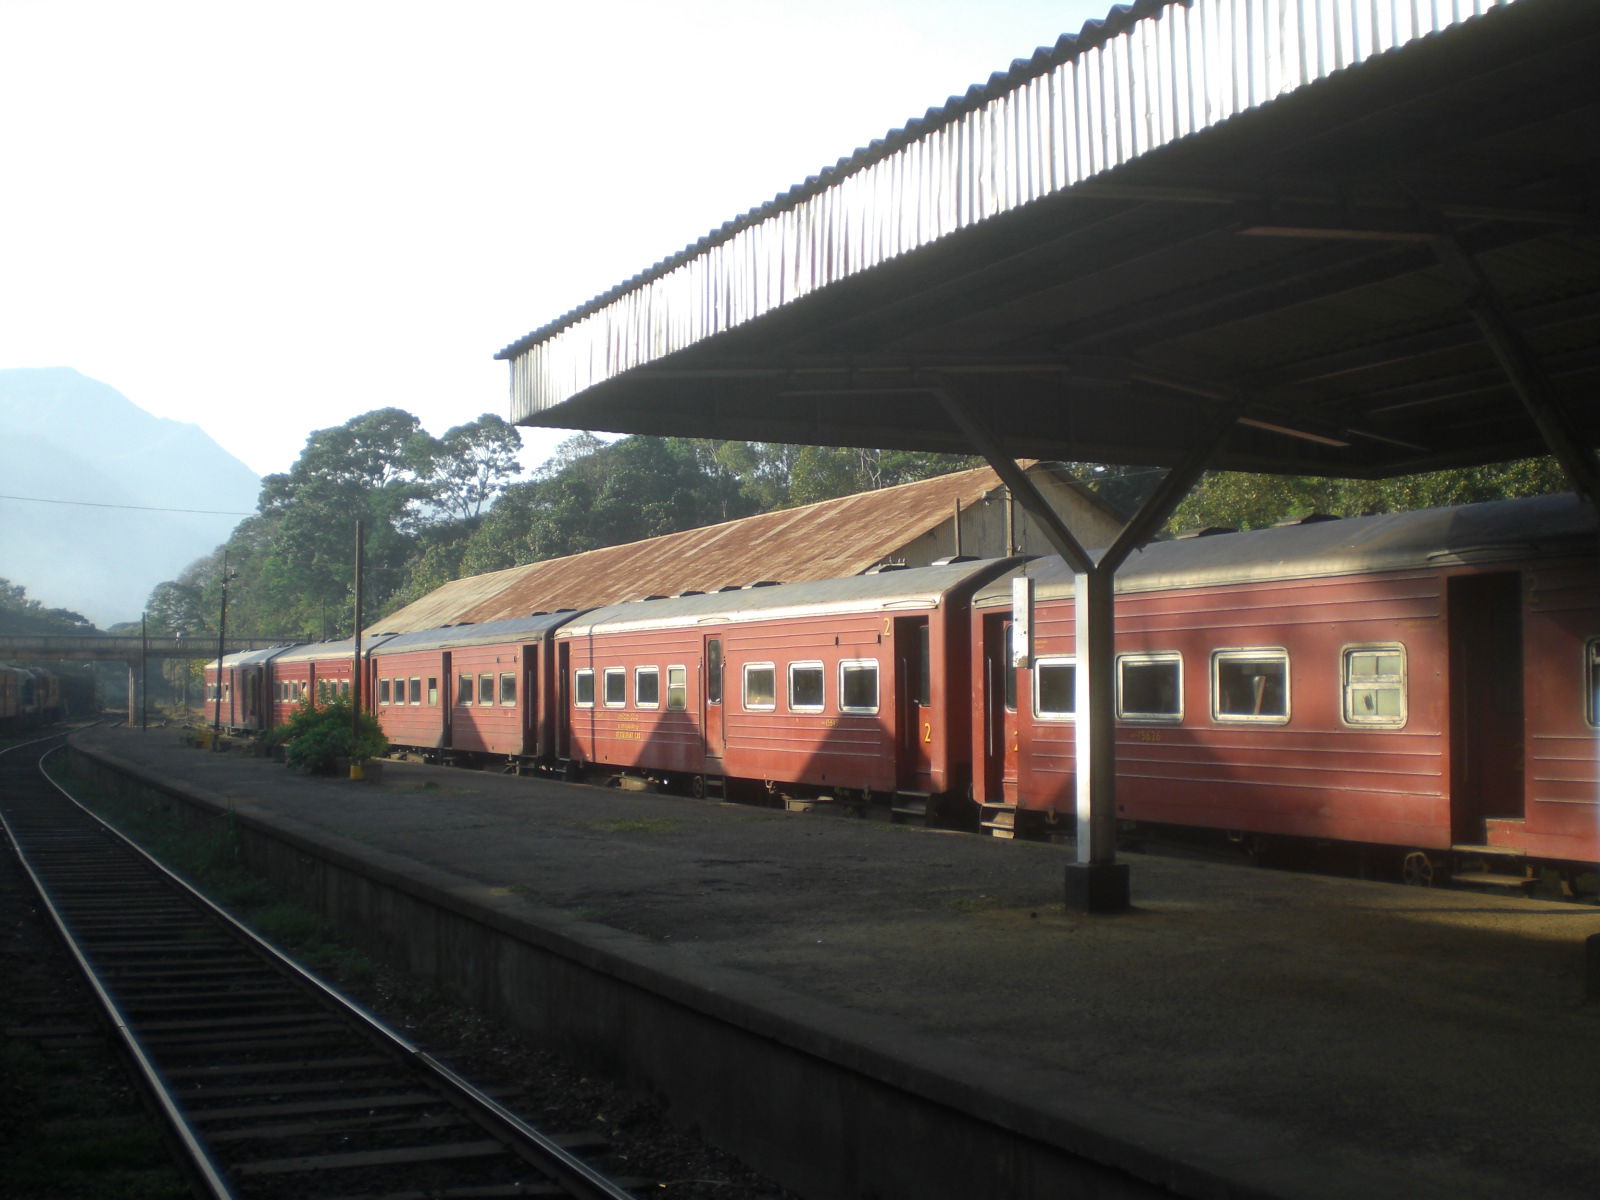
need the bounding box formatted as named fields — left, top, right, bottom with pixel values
left=369, top=611, right=581, bottom=767
left=556, top=557, right=1020, bottom=808
left=970, top=493, right=1599, bottom=877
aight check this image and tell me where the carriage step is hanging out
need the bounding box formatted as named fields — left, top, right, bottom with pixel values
left=1450, top=842, right=1526, bottom=857
left=980, top=804, right=1017, bottom=839
left=702, top=774, right=726, bottom=800
left=890, top=791, right=930, bottom=822
left=1456, top=873, right=1533, bottom=891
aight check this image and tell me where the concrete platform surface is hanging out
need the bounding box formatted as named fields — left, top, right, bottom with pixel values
left=68, top=727, right=1600, bottom=1200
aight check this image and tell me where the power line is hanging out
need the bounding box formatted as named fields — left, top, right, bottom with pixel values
left=0, top=493, right=254, bottom=517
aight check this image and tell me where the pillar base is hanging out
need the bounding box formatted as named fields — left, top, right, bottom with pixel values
left=1064, top=861, right=1130, bottom=913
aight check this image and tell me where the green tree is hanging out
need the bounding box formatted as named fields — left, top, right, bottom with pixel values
left=420, top=414, right=523, bottom=522
left=0, top=578, right=97, bottom=635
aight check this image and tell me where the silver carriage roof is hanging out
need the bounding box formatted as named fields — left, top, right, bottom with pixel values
left=213, top=644, right=300, bottom=670
left=272, top=632, right=400, bottom=666
left=372, top=611, right=581, bottom=655
left=559, top=557, right=1020, bottom=639
left=974, top=493, right=1597, bottom=607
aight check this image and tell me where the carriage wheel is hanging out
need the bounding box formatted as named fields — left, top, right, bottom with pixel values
left=1401, top=850, right=1438, bottom=888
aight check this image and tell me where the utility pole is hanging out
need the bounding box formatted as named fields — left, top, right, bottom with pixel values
left=350, top=520, right=365, bottom=779
left=212, top=551, right=237, bottom=750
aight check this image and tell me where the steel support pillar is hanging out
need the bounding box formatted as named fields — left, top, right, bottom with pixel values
left=125, top=660, right=140, bottom=728
left=930, top=373, right=1234, bottom=911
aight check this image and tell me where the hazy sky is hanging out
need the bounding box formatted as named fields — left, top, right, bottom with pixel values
left=1, top=0, right=1117, bottom=481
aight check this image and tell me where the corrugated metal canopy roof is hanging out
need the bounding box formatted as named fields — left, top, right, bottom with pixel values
left=498, top=0, right=1599, bottom=481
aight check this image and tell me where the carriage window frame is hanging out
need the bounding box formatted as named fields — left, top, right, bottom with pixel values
left=409, top=676, right=422, bottom=705
left=634, top=666, right=660, bottom=709
left=479, top=673, right=495, bottom=706
left=499, top=672, right=517, bottom=706
left=1117, top=652, right=1183, bottom=722
left=574, top=668, right=594, bottom=708
left=743, top=662, right=777, bottom=711
left=1342, top=644, right=1406, bottom=728
left=1033, top=656, right=1076, bottom=721
left=603, top=667, right=626, bottom=708
left=788, top=661, right=825, bottom=713
left=1212, top=648, right=1290, bottom=724
left=666, top=665, right=687, bottom=711
left=427, top=677, right=438, bottom=706
left=839, top=659, right=879, bottom=715
left=457, top=673, right=474, bottom=705
left=1586, top=638, right=1599, bottom=729
left=379, top=678, right=392, bottom=705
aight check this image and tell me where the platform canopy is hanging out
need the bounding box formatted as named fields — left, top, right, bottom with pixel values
left=499, top=0, right=1598, bottom=493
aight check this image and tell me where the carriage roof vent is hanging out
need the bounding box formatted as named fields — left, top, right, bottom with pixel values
left=677, top=589, right=705, bottom=597
left=865, top=560, right=909, bottom=574
left=638, top=594, right=670, bottom=602
left=717, top=584, right=744, bottom=592
left=744, top=580, right=781, bottom=589
left=931, top=555, right=978, bottom=565
left=529, top=610, right=548, bottom=616
left=1176, top=526, right=1237, bottom=539
left=1272, top=512, right=1340, bottom=527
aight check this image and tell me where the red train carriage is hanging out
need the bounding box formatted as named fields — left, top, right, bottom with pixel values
left=969, top=494, right=1599, bottom=887
left=556, top=558, right=1017, bottom=814
left=204, top=645, right=296, bottom=734
left=369, top=613, right=579, bottom=767
left=267, top=636, right=396, bottom=730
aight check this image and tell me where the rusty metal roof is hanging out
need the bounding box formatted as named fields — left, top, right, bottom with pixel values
left=497, top=0, right=1600, bottom=482
left=371, top=463, right=1067, bottom=634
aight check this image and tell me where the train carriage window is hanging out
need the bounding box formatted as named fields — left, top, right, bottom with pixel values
left=667, top=666, right=687, bottom=711
left=340, top=681, right=350, bottom=699
left=603, top=668, right=626, bottom=707
left=789, top=662, right=824, bottom=712
left=457, top=674, right=474, bottom=705
left=839, top=660, right=879, bottom=714
left=379, top=678, right=392, bottom=705
left=500, top=673, right=516, bottom=706
left=427, top=677, right=438, bottom=705
left=743, top=663, right=776, bottom=711
left=1034, top=657, right=1075, bottom=720
left=479, top=674, right=495, bottom=706
left=574, top=669, right=594, bottom=707
left=1118, top=654, right=1182, bottom=721
left=1003, top=624, right=1017, bottom=712
left=1586, top=639, right=1600, bottom=728
left=1343, top=645, right=1406, bottom=727
left=1213, top=650, right=1290, bottom=723
left=635, top=667, right=659, bottom=708
left=409, top=677, right=422, bottom=705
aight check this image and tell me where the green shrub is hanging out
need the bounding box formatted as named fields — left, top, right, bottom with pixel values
left=271, top=695, right=387, bottom=775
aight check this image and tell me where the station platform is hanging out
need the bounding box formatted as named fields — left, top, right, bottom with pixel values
left=67, top=726, right=1599, bottom=1200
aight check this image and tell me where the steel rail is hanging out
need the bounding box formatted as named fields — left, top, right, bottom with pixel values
left=3, top=735, right=640, bottom=1200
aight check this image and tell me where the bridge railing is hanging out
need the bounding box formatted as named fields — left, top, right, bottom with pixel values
left=0, top=635, right=298, bottom=661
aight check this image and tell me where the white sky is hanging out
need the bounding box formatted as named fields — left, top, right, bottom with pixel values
left=1, top=0, right=1117, bottom=480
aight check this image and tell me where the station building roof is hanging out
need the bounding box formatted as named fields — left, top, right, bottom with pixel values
left=497, top=0, right=1599, bottom=483
left=369, top=462, right=1111, bottom=634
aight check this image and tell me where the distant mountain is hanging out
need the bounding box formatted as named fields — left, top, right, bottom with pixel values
left=0, top=368, right=260, bottom=627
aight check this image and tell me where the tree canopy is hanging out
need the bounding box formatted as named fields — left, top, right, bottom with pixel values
left=133, top=401, right=1571, bottom=642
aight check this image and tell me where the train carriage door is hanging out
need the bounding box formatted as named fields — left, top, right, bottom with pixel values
left=702, top=635, right=725, bottom=763
left=982, top=614, right=1021, bottom=801
left=556, top=642, right=575, bottom=761
left=521, top=644, right=538, bottom=757
left=441, top=651, right=454, bottom=749
left=1448, top=573, right=1525, bottom=844
left=895, top=617, right=933, bottom=790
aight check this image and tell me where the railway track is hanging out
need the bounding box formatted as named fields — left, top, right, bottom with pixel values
left=0, top=733, right=640, bottom=1200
